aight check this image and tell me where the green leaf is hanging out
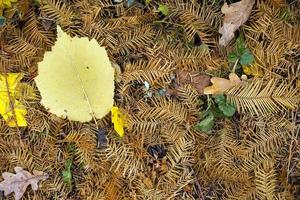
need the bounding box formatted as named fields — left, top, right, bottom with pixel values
left=227, top=52, right=239, bottom=63
left=240, top=49, right=254, bottom=65
left=214, top=95, right=236, bottom=117
left=62, top=170, right=72, bottom=186
left=218, top=102, right=236, bottom=117
left=145, top=0, right=151, bottom=4
left=62, top=159, right=73, bottom=186
left=196, top=112, right=214, bottom=132
left=236, top=34, right=246, bottom=53
left=210, top=105, right=225, bottom=118
left=0, top=16, right=6, bottom=27
left=214, top=95, right=226, bottom=104
left=67, top=143, right=76, bottom=153
left=158, top=4, right=169, bottom=16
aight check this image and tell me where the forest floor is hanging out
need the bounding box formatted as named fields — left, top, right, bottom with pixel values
left=0, top=0, right=300, bottom=200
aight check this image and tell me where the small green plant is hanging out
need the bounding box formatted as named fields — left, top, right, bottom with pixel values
left=62, top=158, right=73, bottom=187
left=158, top=4, right=169, bottom=16
left=196, top=95, right=236, bottom=132
left=227, top=34, right=254, bottom=69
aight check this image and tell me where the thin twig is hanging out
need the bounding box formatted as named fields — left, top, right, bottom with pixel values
left=195, top=175, right=205, bottom=200
left=287, top=122, right=299, bottom=180
left=73, top=64, right=99, bottom=128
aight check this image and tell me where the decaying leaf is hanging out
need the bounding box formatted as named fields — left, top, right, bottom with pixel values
left=204, top=73, right=244, bottom=95
left=97, top=128, right=108, bottom=149
left=0, top=73, right=28, bottom=127
left=0, top=166, right=48, bottom=200
left=35, top=25, right=115, bottom=122
left=219, top=0, right=255, bottom=46
left=176, top=70, right=211, bottom=95
left=111, top=106, right=127, bottom=137
left=112, top=62, right=122, bottom=83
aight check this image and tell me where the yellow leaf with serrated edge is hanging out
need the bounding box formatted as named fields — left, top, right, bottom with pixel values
left=0, top=73, right=27, bottom=127
left=35, top=25, right=114, bottom=122
left=111, top=106, right=127, bottom=137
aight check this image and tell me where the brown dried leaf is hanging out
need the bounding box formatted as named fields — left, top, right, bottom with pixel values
left=0, top=167, right=49, bottom=200
left=204, top=73, right=242, bottom=95
left=176, top=70, right=211, bottom=95
left=190, top=73, right=211, bottom=95
left=219, top=0, right=255, bottom=46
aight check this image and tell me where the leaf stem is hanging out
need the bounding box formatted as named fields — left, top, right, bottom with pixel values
left=72, top=64, right=99, bottom=128
left=232, top=58, right=239, bottom=73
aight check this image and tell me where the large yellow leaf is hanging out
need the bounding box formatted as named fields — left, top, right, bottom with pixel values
left=35, top=26, right=115, bottom=122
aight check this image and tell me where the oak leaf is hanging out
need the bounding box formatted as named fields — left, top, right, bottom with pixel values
left=0, top=166, right=48, bottom=200
left=204, top=73, right=243, bottom=95
left=35, top=26, right=115, bottom=122
left=219, top=0, right=255, bottom=46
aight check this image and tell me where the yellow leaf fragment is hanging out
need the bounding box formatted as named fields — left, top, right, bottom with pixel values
left=204, top=73, right=243, bottom=95
left=0, top=73, right=27, bottom=127
left=0, top=73, right=23, bottom=98
left=242, top=63, right=264, bottom=77
left=35, top=25, right=115, bottom=122
left=0, top=100, right=27, bottom=127
left=111, top=106, right=127, bottom=137
left=0, top=0, right=17, bottom=15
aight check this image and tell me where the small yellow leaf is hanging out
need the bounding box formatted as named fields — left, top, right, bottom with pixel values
left=111, top=106, right=127, bottom=137
left=0, top=0, right=18, bottom=15
left=0, top=73, right=28, bottom=127
left=242, top=63, right=263, bottom=77
left=204, top=73, right=243, bottom=95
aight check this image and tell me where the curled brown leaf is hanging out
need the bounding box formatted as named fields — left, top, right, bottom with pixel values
left=219, top=0, right=255, bottom=46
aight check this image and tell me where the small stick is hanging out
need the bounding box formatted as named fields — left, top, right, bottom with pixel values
left=287, top=123, right=298, bottom=180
